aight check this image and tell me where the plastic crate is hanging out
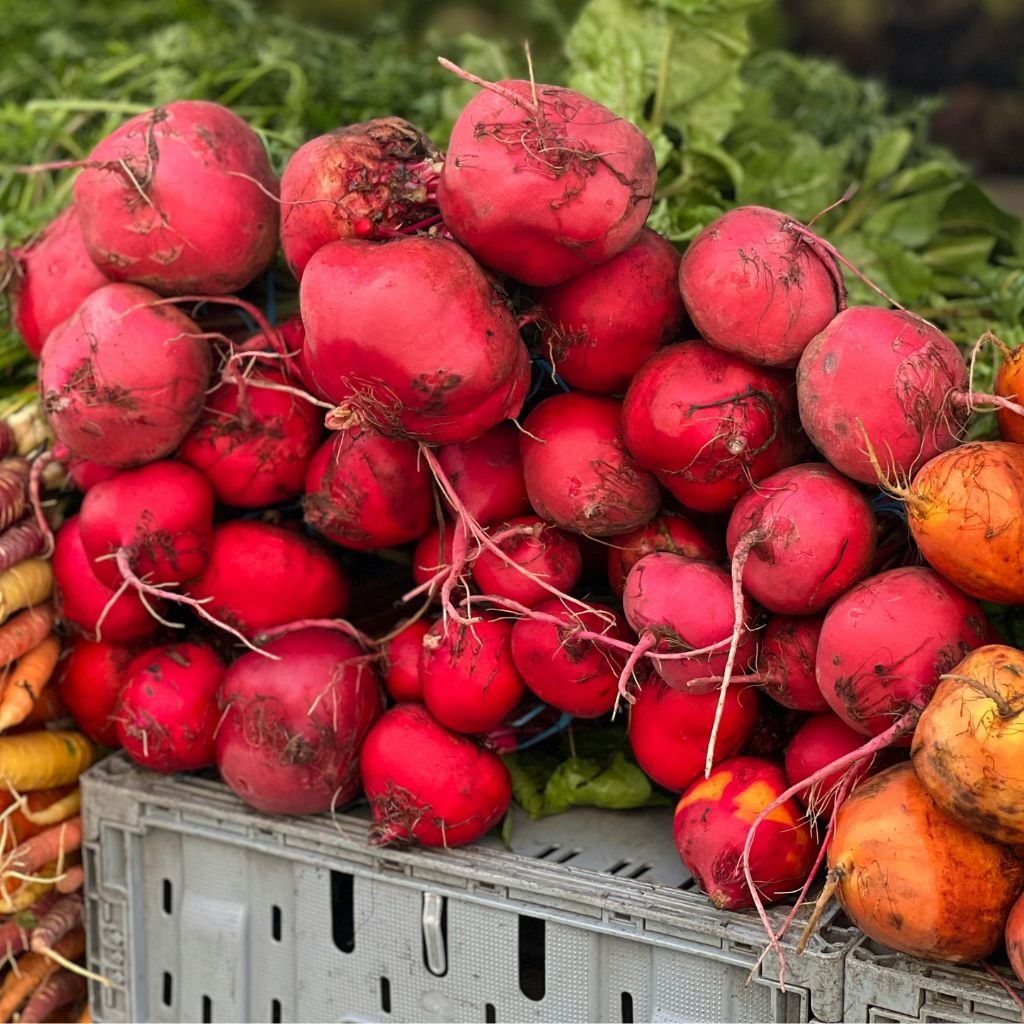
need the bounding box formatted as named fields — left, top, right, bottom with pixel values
left=842, top=937, right=1024, bottom=1022
left=82, top=754, right=858, bottom=1024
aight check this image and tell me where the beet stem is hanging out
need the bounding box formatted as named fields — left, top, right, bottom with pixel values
left=436, top=58, right=540, bottom=115
left=28, top=452, right=55, bottom=559
left=254, top=618, right=377, bottom=650
left=612, top=630, right=656, bottom=717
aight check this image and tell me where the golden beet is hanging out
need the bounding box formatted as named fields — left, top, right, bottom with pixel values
left=912, top=644, right=1024, bottom=844
left=828, top=762, right=1024, bottom=962
left=904, top=441, right=1024, bottom=604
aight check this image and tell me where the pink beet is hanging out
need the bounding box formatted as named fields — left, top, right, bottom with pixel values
left=757, top=615, right=828, bottom=711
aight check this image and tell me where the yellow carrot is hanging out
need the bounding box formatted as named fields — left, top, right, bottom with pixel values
left=0, top=732, right=98, bottom=792
left=0, top=635, right=61, bottom=733
left=0, top=561, right=52, bottom=627
left=15, top=788, right=81, bottom=829
left=0, top=862, right=61, bottom=915
left=0, top=603, right=55, bottom=669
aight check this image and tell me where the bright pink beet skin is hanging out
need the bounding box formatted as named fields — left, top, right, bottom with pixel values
left=412, top=523, right=456, bottom=592
left=606, top=510, right=720, bottom=597
left=784, top=712, right=877, bottom=815
left=535, top=228, right=686, bottom=393
left=623, top=552, right=757, bottom=693
left=520, top=393, right=660, bottom=537
left=757, top=614, right=828, bottom=711
left=56, top=637, right=135, bottom=747
left=53, top=517, right=160, bottom=643
left=10, top=205, right=109, bottom=358
left=73, top=100, right=279, bottom=294
left=673, top=756, right=816, bottom=910
left=301, top=236, right=530, bottom=444
left=116, top=642, right=226, bottom=772
left=189, top=520, right=349, bottom=638
left=39, top=283, right=213, bottom=467
left=437, top=77, right=656, bottom=286
left=383, top=619, right=431, bottom=703
left=178, top=365, right=323, bottom=508
left=679, top=205, right=843, bottom=367
left=66, top=457, right=121, bottom=493
left=216, top=628, right=383, bottom=815
left=471, top=516, right=582, bottom=608
left=629, top=677, right=760, bottom=792
left=726, top=463, right=876, bottom=614
left=359, top=703, right=512, bottom=847
left=816, top=566, right=988, bottom=739
left=420, top=615, right=525, bottom=734
left=302, top=426, right=434, bottom=551
left=796, top=307, right=969, bottom=484
left=510, top=600, right=630, bottom=718
left=79, top=461, right=214, bottom=591
left=436, top=423, right=530, bottom=527
left=280, top=117, right=440, bottom=278
left=622, top=341, right=804, bottom=513
left=278, top=315, right=325, bottom=397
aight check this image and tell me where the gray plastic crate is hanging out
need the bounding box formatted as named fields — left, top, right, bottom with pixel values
left=82, top=754, right=859, bottom=1024
left=843, top=937, right=1024, bottom=1022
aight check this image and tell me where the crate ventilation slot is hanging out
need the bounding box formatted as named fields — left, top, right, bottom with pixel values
left=518, top=915, right=546, bottom=1002
left=330, top=870, right=355, bottom=954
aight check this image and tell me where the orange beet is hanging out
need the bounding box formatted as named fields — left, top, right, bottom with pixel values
left=828, top=762, right=1024, bottom=962
left=673, top=756, right=815, bottom=910
left=912, top=644, right=1024, bottom=845
left=1006, top=890, right=1024, bottom=984
left=996, top=346, right=1024, bottom=444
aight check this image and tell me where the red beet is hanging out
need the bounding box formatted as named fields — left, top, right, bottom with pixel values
left=56, top=637, right=136, bottom=747
left=757, top=615, right=828, bottom=711
left=382, top=619, right=431, bottom=704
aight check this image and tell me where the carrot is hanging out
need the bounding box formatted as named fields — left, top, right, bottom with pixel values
left=55, top=866, right=84, bottom=895
left=0, top=460, right=29, bottom=536
left=0, top=521, right=46, bottom=579
left=0, top=732, right=97, bottom=791
left=78, top=1005, right=92, bottom=1023
left=0, top=928, right=85, bottom=1022
left=0, top=604, right=54, bottom=671
left=11, top=686, right=70, bottom=731
left=18, top=968, right=87, bottom=1024
left=4, top=818, right=82, bottom=882
left=29, top=893, right=83, bottom=954
left=0, top=561, right=52, bottom=627
left=0, top=635, right=60, bottom=733
left=0, top=896, right=57, bottom=961
left=2, top=786, right=80, bottom=854
left=0, top=864, right=63, bottom=915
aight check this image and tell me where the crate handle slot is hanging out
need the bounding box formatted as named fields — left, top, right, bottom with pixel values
left=422, top=892, right=448, bottom=977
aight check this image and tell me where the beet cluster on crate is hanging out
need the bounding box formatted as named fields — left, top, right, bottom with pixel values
left=11, top=55, right=1024, bottom=990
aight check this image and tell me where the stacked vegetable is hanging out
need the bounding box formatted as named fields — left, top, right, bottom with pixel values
left=9, top=32, right=1024, bottom=1004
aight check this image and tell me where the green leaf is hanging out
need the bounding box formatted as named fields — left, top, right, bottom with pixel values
left=860, top=185, right=961, bottom=248
left=862, top=127, right=913, bottom=188
left=939, top=182, right=1023, bottom=252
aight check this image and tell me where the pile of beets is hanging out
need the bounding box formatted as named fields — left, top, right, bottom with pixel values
left=9, top=60, right=1013, bottom=922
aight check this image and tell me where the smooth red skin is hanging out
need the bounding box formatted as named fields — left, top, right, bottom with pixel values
left=115, top=642, right=226, bottom=772
left=280, top=118, right=439, bottom=279
left=520, top=393, right=660, bottom=537
left=471, top=516, right=582, bottom=609
left=629, top=677, right=760, bottom=792
left=73, top=100, right=279, bottom=295
left=10, top=205, right=109, bottom=357
left=1007, top=892, right=1024, bottom=986
left=189, top=520, right=349, bottom=638
left=726, top=463, right=876, bottom=615
left=67, top=458, right=121, bottom=493
left=784, top=712, right=875, bottom=815
left=535, top=228, right=686, bottom=393
left=56, top=637, right=135, bottom=747
left=623, top=552, right=757, bottom=693
left=38, top=282, right=213, bottom=467
left=302, top=427, right=434, bottom=551
left=53, top=517, right=160, bottom=643
left=817, top=566, right=988, bottom=739
left=411, top=524, right=456, bottom=590
left=79, top=461, right=215, bottom=590
left=420, top=615, right=525, bottom=734
left=510, top=599, right=631, bottom=718
left=622, top=341, right=802, bottom=514
left=606, top=510, right=720, bottom=597
left=178, top=366, right=323, bottom=509
left=673, top=756, right=816, bottom=910
left=436, top=423, right=530, bottom=527
left=796, top=307, right=969, bottom=484
left=359, top=703, right=512, bottom=847
left=437, top=80, right=656, bottom=287
left=216, top=628, right=383, bottom=815
left=679, top=206, right=842, bottom=367
left=301, top=237, right=530, bottom=444
left=757, top=615, right=828, bottom=711
left=383, top=620, right=431, bottom=703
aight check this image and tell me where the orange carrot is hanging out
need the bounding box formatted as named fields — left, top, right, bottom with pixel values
left=0, top=635, right=61, bottom=733
left=3, top=786, right=80, bottom=853
left=0, top=928, right=85, bottom=1022
left=10, top=686, right=70, bottom=731
left=0, top=604, right=54, bottom=671
left=4, top=817, right=82, bottom=881
left=78, top=1005, right=92, bottom=1023
left=55, top=865, right=83, bottom=895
